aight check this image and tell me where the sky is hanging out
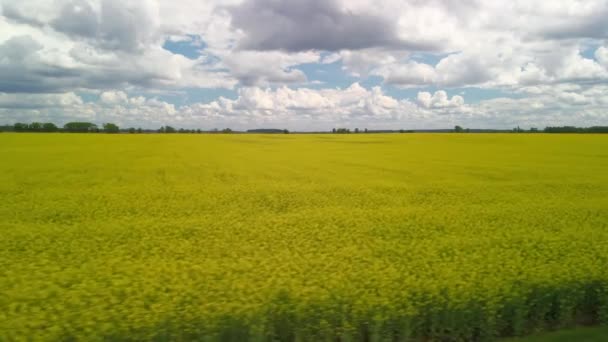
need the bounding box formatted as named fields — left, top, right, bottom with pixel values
left=0, top=0, right=607, bottom=130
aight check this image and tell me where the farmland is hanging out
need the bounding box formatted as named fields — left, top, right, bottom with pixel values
left=1, top=133, right=607, bottom=341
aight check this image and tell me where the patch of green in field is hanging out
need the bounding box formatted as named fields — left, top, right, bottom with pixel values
left=506, top=326, right=608, bottom=342
left=1, top=133, right=608, bottom=340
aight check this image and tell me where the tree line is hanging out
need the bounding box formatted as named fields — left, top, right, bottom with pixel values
left=543, top=126, right=608, bottom=133
left=0, top=122, right=238, bottom=134
left=1, top=122, right=607, bottom=134
left=330, top=126, right=608, bottom=134
left=331, top=128, right=417, bottom=133
left=7, top=122, right=119, bottom=133
left=453, top=125, right=608, bottom=133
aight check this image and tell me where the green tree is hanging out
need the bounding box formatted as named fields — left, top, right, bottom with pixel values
left=64, top=122, right=97, bottom=133
left=28, top=122, right=43, bottom=132
left=103, top=123, right=120, bottom=133
left=14, top=123, right=29, bottom=132
left=42, top=123, right=58, bottom=132
left=137, top=128, right=143, bottom=133
left=454, top=125, right=464, bottom=133
left=128, top=127, right=136, bottom=134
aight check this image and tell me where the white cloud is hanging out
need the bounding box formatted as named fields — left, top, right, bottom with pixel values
left=0, top=0, right=237, bottom=93
left=219, top=50, right=320, bottom=86
left=100, top=90, right=129, bottom=104
left=339, top=49, right=399, bottom=77
left=0, top=92, right=83, bottom=109
left=4, top=82, right=608, bottom=130
left=594, top=46, right=608, bottom=67
left=417, top=91, right=464, bottom=109
left=374, top=61, right=437, bottom=87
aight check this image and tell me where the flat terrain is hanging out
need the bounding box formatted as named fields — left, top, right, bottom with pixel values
left=1, top=133, right=607, bottom=340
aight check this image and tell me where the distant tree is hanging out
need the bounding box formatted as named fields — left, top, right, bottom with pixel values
left=64, top=122, right=97, bottom=133
left=128, top=127, right=136, bottom=134
left=222, top=128, right=233, bottom=133
left=332, top=128, right=336, bottom=133
left=530, top=127, right=539, bottom=133
left=364, top=128, right=368, bottom=133
left=28, top=122, right=43, bottom=132
left=542, top=126, right=608, bottom=133
left=399, top=129, right=405, bottom=133
left=158, top=126, right=165, bottom=133
left=354, top=128, right=359, bottom=133
left=137, top=128, right=143, bottom=133
left=587, top=126, right=608, bottom=133
left=283, top=129, right=289, bottom=134
left=247, top=129, right=286, bottom=133
left=196, top=129, right=202, bottom=134
left=103, top=123, right=120, bottom=133
left=454, top=125, right=464, bottom=133
left=335, top=128, right=350, bottom=133
left=165, top=126, right=176, bottom=133
left=42, top=123, right=58, bottom=132
left=544, top=126, right=579, bottom=133
left=14, top=123, right=29, bottom=132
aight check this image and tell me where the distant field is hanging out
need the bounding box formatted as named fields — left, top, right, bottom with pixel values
left=1, top=133, right=607, bottom=340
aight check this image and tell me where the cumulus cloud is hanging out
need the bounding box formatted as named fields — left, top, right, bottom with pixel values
left=0, top=0, right=236, bottom=93
left=374, top=61, right=437, bottom=87
left=375, top=45, right=608, bottom=88
left=5, top=0, right=162, bottom=53
left=3, top=82, right=608, bottom=130
left=219, top=50, right=319, bottom=86
left=417, top=91, right=464, bottom=109
left=1, top=84, right=456, bottom=129
left=536, top=5, right=608, bottom=40
left=594, top=46, right=608, bottom=67
left=0, top=92, right=83, bottom=109
left=227, top=0, right=432, bottom=52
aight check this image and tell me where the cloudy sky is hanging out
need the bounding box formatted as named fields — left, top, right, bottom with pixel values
left=1, top=0, right=607, bottom=130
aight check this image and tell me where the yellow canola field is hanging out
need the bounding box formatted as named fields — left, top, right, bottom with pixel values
left=1, top=133, right=607, bottom=341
